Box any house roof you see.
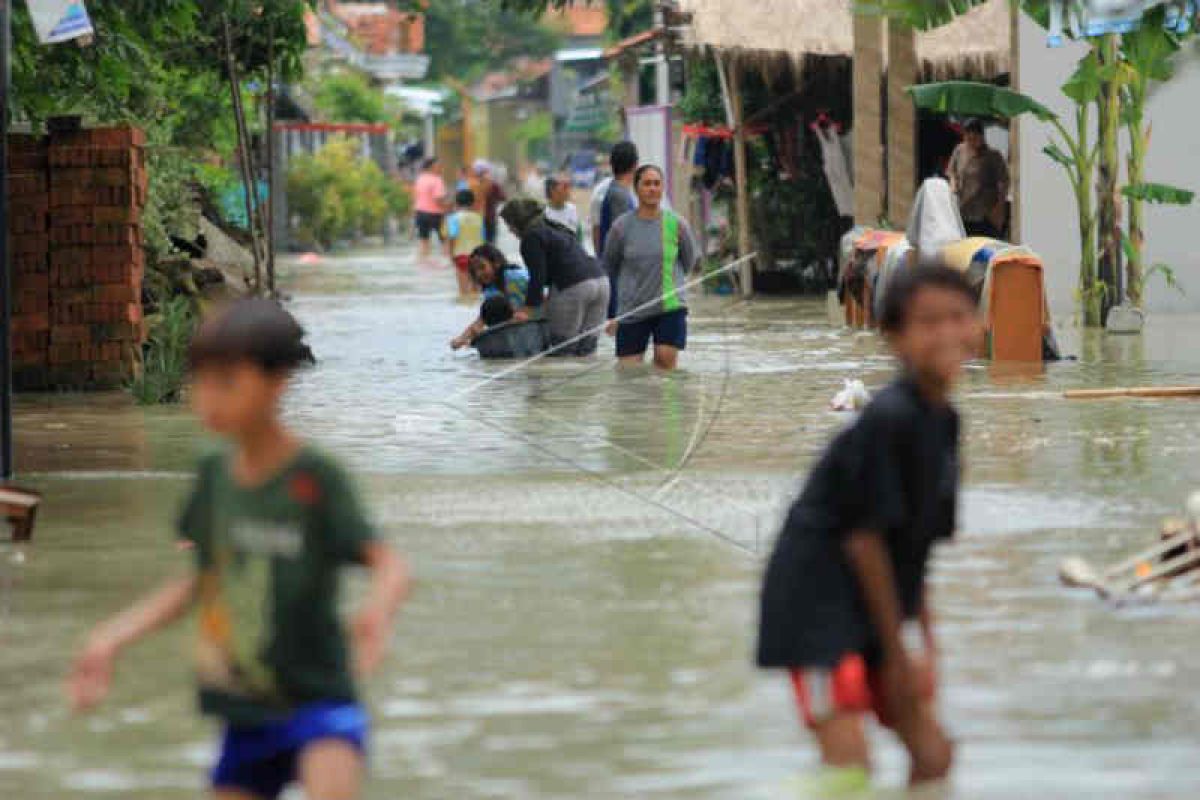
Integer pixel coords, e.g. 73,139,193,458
603,28,666,59
678,0,1011,78
470,58,554,102
304,9,322,47
545,6,609,38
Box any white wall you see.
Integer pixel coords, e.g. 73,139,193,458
1018,17,1200,315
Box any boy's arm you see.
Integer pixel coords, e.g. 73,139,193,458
69,574,198,712
919,585,936,655
351,541,411,678
451,317,485,349
843,529,907,659
844,528,923,725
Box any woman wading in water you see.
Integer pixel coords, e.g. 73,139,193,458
600,165,701,371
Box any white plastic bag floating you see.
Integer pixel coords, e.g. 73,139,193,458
29,1,94,44
831,379,870,411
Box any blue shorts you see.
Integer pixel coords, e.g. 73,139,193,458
616,309,688,357
211,702,368,799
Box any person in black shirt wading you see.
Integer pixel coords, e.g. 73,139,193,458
757,265,981,793
500,199,610,356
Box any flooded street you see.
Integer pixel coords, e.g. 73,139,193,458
6,242,1200,799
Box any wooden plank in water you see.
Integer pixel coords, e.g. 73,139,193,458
1064,386,1200,400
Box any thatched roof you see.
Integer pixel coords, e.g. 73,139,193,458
677,0,1011,79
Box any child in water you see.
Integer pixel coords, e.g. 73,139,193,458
445,189,485,296
450,244,530,350
757,265,980,794
68,298,410,800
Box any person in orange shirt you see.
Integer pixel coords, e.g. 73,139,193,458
412,158,448,259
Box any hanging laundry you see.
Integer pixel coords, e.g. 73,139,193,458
815,125,854,217
1048,0,1195,46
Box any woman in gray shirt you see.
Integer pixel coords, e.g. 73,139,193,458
601,165,701,370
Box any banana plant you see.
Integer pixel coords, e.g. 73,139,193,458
1119,13,1190,306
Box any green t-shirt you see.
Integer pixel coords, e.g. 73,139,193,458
177,446,376,725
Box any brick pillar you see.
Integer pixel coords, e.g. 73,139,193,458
8,135,50,390
853,15,885,227
887,21,918,228
43,125,147,390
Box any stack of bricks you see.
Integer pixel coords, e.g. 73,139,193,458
6,125,147,390
9,135,50,390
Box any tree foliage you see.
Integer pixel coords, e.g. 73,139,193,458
403,0,561,81
287,137,411,249
313,70,388,122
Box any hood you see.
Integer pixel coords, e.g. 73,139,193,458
499,199,545,237
906,177,966,265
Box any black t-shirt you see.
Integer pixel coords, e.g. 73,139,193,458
757,376,959,669
519,219,606,307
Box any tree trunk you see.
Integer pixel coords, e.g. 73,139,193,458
886,21,917,226
1072,105,1102,327
1095,34,1123,323
730,68,753,296
265,16,277,298
1124,86,1146,308
222,12,263,294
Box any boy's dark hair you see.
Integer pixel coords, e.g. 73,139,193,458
633,163,663,187
964,118,985,135
422,157,438,170
480,295,514,327
610,141,638,176
188,298,315,372
879,265,978,334
456,188,475,207
544,175,561,199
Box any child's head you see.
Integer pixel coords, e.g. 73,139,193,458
456,188,475,209
468,243,505,286
544,174,570,207
880,265,980,387
480,295,514,327
187,298,315,436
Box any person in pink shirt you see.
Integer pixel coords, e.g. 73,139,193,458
413,158,448,259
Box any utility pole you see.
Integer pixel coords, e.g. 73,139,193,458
653,5,670,107
1,0,12,480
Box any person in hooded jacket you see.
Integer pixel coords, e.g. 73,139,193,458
500,199,610,356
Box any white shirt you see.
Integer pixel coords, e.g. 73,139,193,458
544,202,581,238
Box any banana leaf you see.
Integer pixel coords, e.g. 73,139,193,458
907,81,1057,122
1122,183,1195,205
1062,51,1105,105
1121,10,1180,83
856,0,992,30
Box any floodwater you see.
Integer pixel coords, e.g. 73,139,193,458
4,242,1200,800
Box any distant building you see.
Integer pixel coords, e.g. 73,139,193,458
544,4,610,165
325,1,426,56
306,1,430,82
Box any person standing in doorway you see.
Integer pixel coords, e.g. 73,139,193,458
413,158,448,260
946,119,1009,239
591,141,639,257
470,160,507,245
601,165,700,371
543,173,583,241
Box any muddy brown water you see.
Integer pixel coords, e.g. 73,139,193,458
3,244,1200,799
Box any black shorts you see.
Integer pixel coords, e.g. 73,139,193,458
414,211,443,240
616,309,687,357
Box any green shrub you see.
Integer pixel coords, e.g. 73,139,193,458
129,296,196,405
287,136,410,248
